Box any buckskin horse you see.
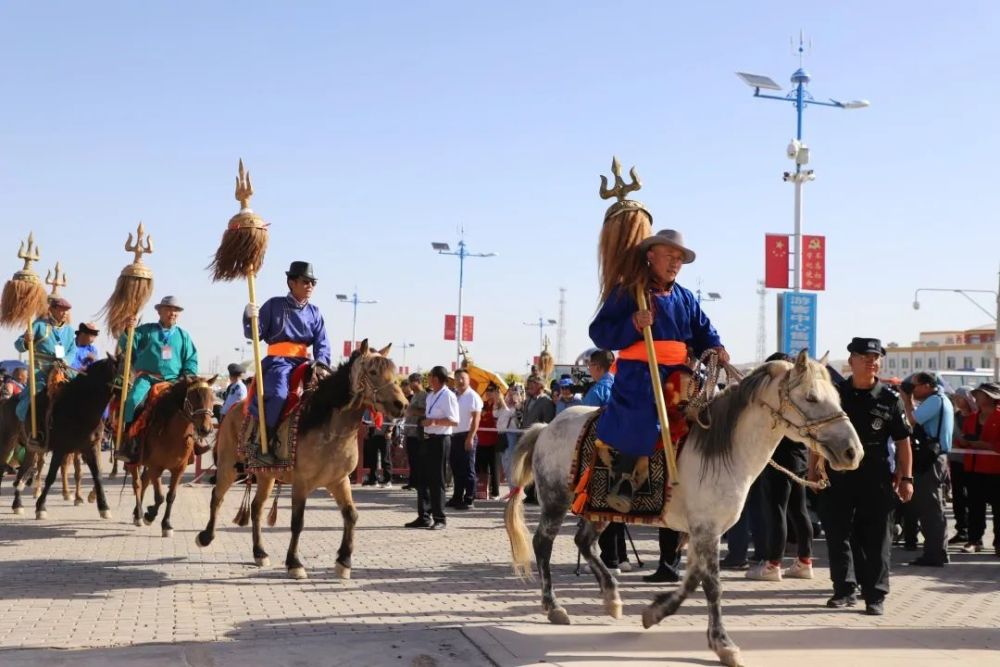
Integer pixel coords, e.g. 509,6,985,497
504,351,862,667
197,341,407,580
129,375,217,537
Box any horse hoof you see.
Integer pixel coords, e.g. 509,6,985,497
100,510,112,520
133,518,142,527
716,647,744,667
335,563,351,580
142,516,153,526
547,607,571,625
641,607,661,629
87,490,97,503
605,598,623,619
12,507,23,515
62,492,71,501
74,498,84,506
288,567,308,580
161,528,173,538
254,556,270,568
35,510,47,520
195,532,213,548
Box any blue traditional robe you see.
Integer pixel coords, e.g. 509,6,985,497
71,343,99,371
244,294,331,429
14,318,76,422
118,323,199,423
589,284,722,457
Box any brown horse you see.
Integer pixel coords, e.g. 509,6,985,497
196,341,407,580
130,375,216,537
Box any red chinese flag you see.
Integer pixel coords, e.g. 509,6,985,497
444,314,457,341
343,340,352,357
765,234,790,289
461,315,474,342
802,235,826,291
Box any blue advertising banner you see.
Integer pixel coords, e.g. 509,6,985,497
780,291,817,356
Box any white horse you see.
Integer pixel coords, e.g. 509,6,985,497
504,351,863,667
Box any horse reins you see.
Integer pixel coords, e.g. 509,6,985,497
182,381,214,421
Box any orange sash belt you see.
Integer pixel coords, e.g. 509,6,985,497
267,342,309,358
616,340,688,366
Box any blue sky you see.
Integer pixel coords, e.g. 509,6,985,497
2,2,998,375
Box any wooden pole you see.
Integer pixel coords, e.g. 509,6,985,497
247,270,268,454
635,286,679,483
26,327,37,439
114,323,137,451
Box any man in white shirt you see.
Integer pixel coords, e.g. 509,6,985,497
405,365,459,530
449,369,483,509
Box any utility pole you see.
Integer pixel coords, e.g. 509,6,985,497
756,279,767,364
556,287,567,364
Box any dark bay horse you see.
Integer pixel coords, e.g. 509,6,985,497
130,375,216,537
197,341,407,580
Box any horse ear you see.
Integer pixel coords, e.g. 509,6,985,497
818,351,830,367
208,374,219,385
794,349,809,373
358,339,370,355
377,343,392,356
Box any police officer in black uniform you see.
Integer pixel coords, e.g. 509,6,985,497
810,337,913,616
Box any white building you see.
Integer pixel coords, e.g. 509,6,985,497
884,326,995,381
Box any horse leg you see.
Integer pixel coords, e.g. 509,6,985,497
195,458,236,549
61,453,71,501
642,531,701,629
34,454,61,519
160,468,182,538
285,486,310,580
534,502,571,625
32,453,44,499
143,468,164,525
73,453,84,505
696,531,743,667
131,463,144,526
327,476,358,580
11,459,30,514
250,476,275,567
575,520,622,619
83,448,111,518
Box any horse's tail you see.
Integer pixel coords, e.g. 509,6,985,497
504,423,545,580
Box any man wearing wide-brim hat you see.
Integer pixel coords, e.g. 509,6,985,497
13,296,77,425
590,228,728,515
115,296,199,463
242,261,331,466
70,321,101,371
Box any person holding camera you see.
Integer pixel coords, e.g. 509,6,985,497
812,337,912,616
901,372,954,566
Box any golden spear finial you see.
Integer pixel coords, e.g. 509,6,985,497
45,262,67,296
599,156,643,203
16,233,41,274
235,158,254,211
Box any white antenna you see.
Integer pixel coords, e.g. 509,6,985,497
791,29,812,67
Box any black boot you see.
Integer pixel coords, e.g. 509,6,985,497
115,434,139,464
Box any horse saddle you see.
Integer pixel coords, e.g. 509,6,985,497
127,381,172,440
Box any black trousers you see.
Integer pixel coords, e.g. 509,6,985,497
416,435,448,523
363,433,392,483
762,463,813,561
449,431,477,503
967,471,1000,548
475,445,500,498
598,523,628,568
949,459,969,535
405,436,422,487
819,473,894,602
656,527,682,568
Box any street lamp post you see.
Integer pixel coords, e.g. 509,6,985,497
336,289,377,352
399,341,415,369
432,233,497,365
523,316,557,350
912,276,1000,381
737,33,869,292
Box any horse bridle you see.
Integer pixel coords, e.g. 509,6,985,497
355,362,397,410
182,381,214,422
761,370,850,452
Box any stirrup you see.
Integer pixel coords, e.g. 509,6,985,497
606,473,635,514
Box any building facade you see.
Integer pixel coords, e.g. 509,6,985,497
884,327,995,378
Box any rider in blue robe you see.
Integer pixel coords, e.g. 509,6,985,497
244,261,331,464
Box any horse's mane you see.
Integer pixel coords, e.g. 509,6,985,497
689,361,782,472
147,376,200,435
296,354,359,435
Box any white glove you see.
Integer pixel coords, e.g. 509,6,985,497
244,303,259,320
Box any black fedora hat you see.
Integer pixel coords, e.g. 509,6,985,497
286,261,317,281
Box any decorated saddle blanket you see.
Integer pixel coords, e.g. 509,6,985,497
238,395,311,475
127,381,172,440
570,374,692,526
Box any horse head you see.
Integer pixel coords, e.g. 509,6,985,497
181,375,217,438
349,339,408,419
766,349,863,471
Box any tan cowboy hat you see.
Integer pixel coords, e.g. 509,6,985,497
638,229,696,264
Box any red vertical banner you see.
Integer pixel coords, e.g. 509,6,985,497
802,235,826,291
444,314,457,341
343,340,353,357
461,315,474,342
764,234,790,288
398,365,409,376
450,361,457,372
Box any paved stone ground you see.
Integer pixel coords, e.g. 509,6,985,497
0,471,997,666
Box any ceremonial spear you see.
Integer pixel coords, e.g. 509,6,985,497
208,160,269,454
598,157,679,482
0,234,49,441
100,223,154,453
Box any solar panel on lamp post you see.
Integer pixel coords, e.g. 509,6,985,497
523,317,557,350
